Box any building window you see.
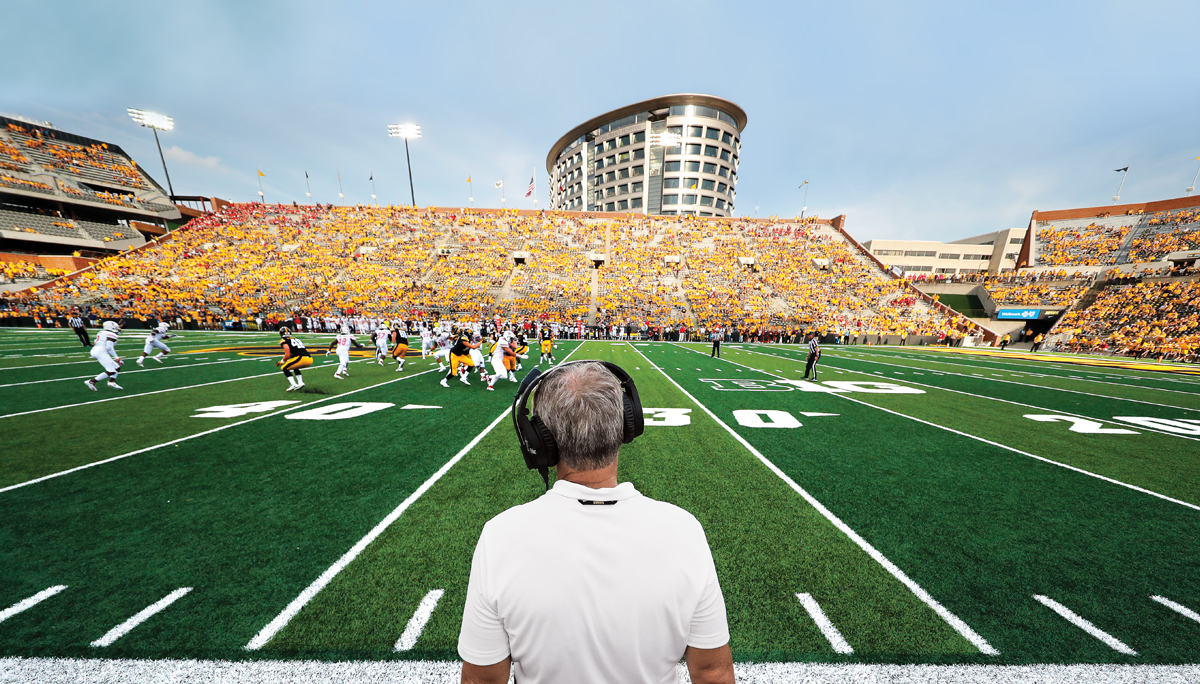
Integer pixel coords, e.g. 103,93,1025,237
605,139,617,151
667,125,682,136
594,145,603,156
617,199,628,210
605,171,615,182
717,182,728,193
903,250,937,257
632,165,644,176
617,152,629,163
606,155,616,166
682,194,697,204
874,249,904,256
663,194,679,205
701,179,715,190
700,196,715,206
1010,237,1024,244
682,177,698,189
595,175,604,185
633,131,645,143
633,148,645,160
721,132,732,144
664,161,680,172
963,254,990,261
618,184,629,194
632,181,643,192
719,166,729,177
689,125,704,137
700,211,713,217
618,134,630,147
686,143,702,155
716,198,726,209
1005,252,1019,261
938,253,960,260
595,158,604,169
618,168,630,179
664,178,680,189
661,210,677,216
685,161,700,172
705,128,720,140
720,149,731,161
935,268,957,274
703,145,718,157
605,202,615,211
703,162,717,174
605,187,615,197
666,144,682,155
631,196,643,208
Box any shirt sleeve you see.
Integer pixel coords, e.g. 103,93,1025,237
457,527,511,665
687,531,730,649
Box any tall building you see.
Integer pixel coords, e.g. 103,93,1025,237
546,94,747,217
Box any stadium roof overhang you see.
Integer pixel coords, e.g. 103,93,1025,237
546,93,748,174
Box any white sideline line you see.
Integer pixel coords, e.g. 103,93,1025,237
701,345,1200,512
0,358,375,419
0,357,259,388
246,341,587,650
795,593,853,654
631,344,998,655
394,589,445,652
90,587,192,648
0,368,439,495
1151,595,1200,624
0,585,67,623
1032,595,1137,655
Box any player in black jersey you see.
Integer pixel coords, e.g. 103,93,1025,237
390,323,410,372
277,327,313,392
441,328,480,387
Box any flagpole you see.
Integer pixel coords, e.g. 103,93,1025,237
257,173,265,204
305,171,312,205
469,178,474,208
1113,167,1128,205
501,175,506,207
533,167,538,209
1188,157,1200,197
371,174,377,207
338,171,344,205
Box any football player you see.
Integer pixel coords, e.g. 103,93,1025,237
85,320,124,391
513,334,529,371
440,326,479,388
373,324,390,366
485,333,509,391
136,322,177,366
277,327,313,391
419,325,433,359
431,327,453,371
468,331,491,386
326,325,362,379
390,323,409,372
538,327,555,365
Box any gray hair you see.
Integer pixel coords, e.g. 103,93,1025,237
533,362,624,471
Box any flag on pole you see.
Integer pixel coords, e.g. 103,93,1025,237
304,170,308,178
1115,167,1129,172
257,169,266,177
369,173,373,181
494,180,503,188
525,176,535,198
466,176,472,183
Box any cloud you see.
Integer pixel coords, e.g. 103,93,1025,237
164,145,227,172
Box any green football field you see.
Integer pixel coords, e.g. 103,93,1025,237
1,328,1199,682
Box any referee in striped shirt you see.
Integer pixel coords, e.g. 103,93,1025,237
802,330,820,380
68,309,90,347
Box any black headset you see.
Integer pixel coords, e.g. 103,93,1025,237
511,360,644,490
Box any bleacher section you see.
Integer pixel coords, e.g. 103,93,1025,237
1031,200,1200,269
8,204,977,342
1053,278,1200,361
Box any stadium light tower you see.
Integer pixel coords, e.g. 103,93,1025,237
127,108,175,198
388,123,421,207
799,180,810,219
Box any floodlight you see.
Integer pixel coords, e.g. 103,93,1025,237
127,108,174,131
388,123,422,139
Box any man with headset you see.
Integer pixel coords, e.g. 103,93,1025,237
459,360,734,684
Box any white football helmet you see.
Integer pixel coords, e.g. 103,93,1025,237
340,325,351,335
102,321,120,333
156,323,169,333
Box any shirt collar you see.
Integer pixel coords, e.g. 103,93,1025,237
550,479,640,502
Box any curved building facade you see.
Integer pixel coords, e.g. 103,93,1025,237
546,94,747,217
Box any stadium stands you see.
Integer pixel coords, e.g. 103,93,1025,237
1055,278,1200,362
5,203,976,341
1030,201,1200,269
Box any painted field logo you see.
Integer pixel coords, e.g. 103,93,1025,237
700,378,925,394
699,378,794,392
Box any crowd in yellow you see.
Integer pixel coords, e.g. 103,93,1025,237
1058,280,1200,362
1036,222,1130,266
1127,208,1200,263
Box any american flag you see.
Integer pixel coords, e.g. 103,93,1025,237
525,176,535,198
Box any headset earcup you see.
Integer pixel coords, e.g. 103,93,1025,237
530,415,559,467
621,394,639,444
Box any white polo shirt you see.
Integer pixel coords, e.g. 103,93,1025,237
458,479,728,684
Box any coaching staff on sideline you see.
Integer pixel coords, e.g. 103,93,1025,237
458,361,734,684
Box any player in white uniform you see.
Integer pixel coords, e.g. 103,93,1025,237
373,325,390,365
420,327,433,358
326,326,361,379
85,321,124,391
136,322,177,366
431,330,452,370
468,333,491,386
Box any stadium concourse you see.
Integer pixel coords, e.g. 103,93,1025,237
2,203,981,344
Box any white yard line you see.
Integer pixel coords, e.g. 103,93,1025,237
1032,595,1137,655
245,341,588,650
795,593,854,654
0,358,375,419
0,368,439,495
0,357,260,388
744,347,1200,445
89,588,193,648
1150,595,1200,624
0,585,67,623
394,589,445,652
630,344,998,655
684,345,1200,513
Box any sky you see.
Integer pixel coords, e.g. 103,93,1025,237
5,0,1199,242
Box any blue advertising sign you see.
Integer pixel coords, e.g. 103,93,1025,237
996,308,1041,320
